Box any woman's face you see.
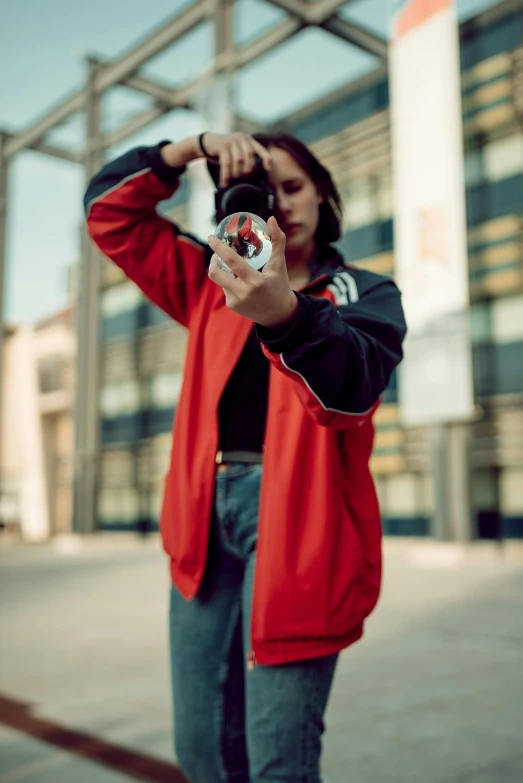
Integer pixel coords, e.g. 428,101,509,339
267,147,323,254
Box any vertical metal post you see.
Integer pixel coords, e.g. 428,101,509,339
431,422,473,541
431,424,449,540
73,58,103,534
188,0,235,237
447,422,473,542
212,0,235,134
0,131,9,478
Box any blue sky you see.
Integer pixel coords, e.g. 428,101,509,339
1,0,498,323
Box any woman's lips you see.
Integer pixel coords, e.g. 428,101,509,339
282,223,299,235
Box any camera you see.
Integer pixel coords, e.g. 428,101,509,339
206,155,275,224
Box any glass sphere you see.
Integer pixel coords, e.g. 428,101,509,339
214,212,272,272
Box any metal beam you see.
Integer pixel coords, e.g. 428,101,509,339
306,0,348,25
0,132,82,165
103,102,174,149
213,0,235,128
214,0,235,58
263,0,309,19
263,0,386,60
124,73,183,105
103,15,302,150
94,0,210,94
265,0,347,24
321,16,388,60
4,93,84,159
234,114,267,134
4,0,384,163
4,1,209,160
234,16,303,68
29,143,84,164
6,4,304,163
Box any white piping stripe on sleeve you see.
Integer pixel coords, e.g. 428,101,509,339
279,354,373,418
85,167,152,218
338,270,359,303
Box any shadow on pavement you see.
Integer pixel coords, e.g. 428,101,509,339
0,694,188,783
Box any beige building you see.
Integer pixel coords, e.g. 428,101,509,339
0,307,75,540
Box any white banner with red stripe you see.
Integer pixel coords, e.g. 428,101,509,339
390,0,474,425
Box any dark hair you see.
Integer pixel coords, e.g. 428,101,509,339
253,131,343,245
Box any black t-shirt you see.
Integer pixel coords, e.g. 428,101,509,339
217,327,269,452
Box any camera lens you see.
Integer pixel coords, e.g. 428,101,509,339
221,183,269,221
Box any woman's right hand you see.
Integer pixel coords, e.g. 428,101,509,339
200,132,272,187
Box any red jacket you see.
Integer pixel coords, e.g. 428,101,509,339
85,142,407,665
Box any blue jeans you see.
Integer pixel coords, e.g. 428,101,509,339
169,463,338,783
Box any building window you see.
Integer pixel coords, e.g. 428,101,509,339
100,381,141,417
338,218,394,262
484,133,523,183
149,372,183,409
460,11,523,70
101,280,142,317
469,302,492,344
141,372,182,438
101,281,145,340
466,173,523,226
473,341,523,397
291,80,389,145
100,381,142,444
98,487,140,529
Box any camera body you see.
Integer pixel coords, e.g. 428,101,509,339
206,156,275,224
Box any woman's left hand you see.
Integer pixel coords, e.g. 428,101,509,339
207,216,299,329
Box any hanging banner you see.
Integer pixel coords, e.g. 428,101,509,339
390,0,474,425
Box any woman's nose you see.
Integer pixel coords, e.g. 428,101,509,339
275,192,292,216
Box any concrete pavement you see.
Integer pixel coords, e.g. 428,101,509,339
0,535,522,782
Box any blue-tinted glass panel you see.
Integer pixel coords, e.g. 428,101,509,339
466,174,523,226
143,407,176,438
338,219,394,262
460,10,523,70
382,516,431,536
101,414,142,444
144,301,171,327
503,517,523,539
473,341,523,397
98,518,160,534
101,303,148,340
290,80,389,145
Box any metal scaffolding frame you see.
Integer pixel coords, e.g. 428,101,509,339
0,0,387,533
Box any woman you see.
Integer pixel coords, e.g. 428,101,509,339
84,131,407,783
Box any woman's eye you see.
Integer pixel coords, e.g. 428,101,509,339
285,184,301,194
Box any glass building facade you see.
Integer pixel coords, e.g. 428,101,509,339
97,0,523,538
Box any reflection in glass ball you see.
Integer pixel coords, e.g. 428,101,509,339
214,212,272,272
